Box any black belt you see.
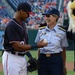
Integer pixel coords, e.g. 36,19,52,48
7,51,25,56
40,53,61,57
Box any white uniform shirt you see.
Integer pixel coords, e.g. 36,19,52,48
35,25,68,54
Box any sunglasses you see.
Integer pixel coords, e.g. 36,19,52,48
45,15,50,18
26,12,30,17
45,14,56,18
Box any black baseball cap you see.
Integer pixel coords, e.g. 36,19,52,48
17,2,32,12
42,7,60,17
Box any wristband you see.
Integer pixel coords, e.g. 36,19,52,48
31,43,38,49
25,51,32,58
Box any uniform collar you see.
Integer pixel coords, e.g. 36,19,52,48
46,24,58,32
53,24,59,32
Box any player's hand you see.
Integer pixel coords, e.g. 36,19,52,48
37,40,48,48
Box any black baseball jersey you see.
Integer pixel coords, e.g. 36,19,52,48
4,18,28,52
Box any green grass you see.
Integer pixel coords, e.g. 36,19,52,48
0,50,74,62
0,50,75,75
29,71,75,75
66,51,74,62
0,71,75,75
67,71,75,75
0,51,3,63
0,72,3,75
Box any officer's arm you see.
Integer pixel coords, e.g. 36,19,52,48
58,25,73,41
62,47,66,67
37,49,40,59
61,47,67,75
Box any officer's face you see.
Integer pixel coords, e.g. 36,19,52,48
44,14,57,26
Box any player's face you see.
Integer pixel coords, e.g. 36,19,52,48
26,12,30,17
20,10,29,21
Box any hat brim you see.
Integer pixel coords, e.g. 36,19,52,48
42,12,52,15
28,12,33,15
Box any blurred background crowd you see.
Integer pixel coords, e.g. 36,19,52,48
0,0,69,30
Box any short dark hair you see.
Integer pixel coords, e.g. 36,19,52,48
17,2,31,12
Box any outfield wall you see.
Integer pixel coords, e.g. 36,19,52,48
0,30,73,50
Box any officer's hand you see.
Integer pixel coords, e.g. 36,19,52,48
37,40,48,48
64,67,67,75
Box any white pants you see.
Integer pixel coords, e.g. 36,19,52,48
2,51,27,75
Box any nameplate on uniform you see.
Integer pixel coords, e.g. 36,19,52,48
56,34,61,38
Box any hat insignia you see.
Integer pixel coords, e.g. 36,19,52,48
49,8,52,10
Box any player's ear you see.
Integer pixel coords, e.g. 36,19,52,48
19,10,24,14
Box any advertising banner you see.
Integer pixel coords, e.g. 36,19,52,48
0,31,4,50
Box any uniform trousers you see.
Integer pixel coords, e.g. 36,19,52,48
38,53,63,75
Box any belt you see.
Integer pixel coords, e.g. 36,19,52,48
7,51,25,56
40,53,61,57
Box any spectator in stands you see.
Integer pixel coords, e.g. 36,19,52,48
1,35,4,50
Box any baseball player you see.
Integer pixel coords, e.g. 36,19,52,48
35,7,68,75
2,2,47,75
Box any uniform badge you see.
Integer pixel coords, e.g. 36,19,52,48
42,32,46,35
56,34,61,38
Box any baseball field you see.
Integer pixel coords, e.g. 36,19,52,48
0,50,75,75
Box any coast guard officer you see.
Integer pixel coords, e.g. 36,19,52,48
35,7,68,75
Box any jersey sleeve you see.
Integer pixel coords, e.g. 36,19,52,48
5,24,20,43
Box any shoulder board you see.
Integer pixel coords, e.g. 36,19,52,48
58,25,66,32
58,25,66,28
39,26,46,30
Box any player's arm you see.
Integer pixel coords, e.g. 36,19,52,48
11,41,47,51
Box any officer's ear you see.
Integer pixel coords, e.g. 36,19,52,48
52,14,59,22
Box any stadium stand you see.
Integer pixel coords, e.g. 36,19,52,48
0,0,69,30
6,0,28,11
0,0,15,18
